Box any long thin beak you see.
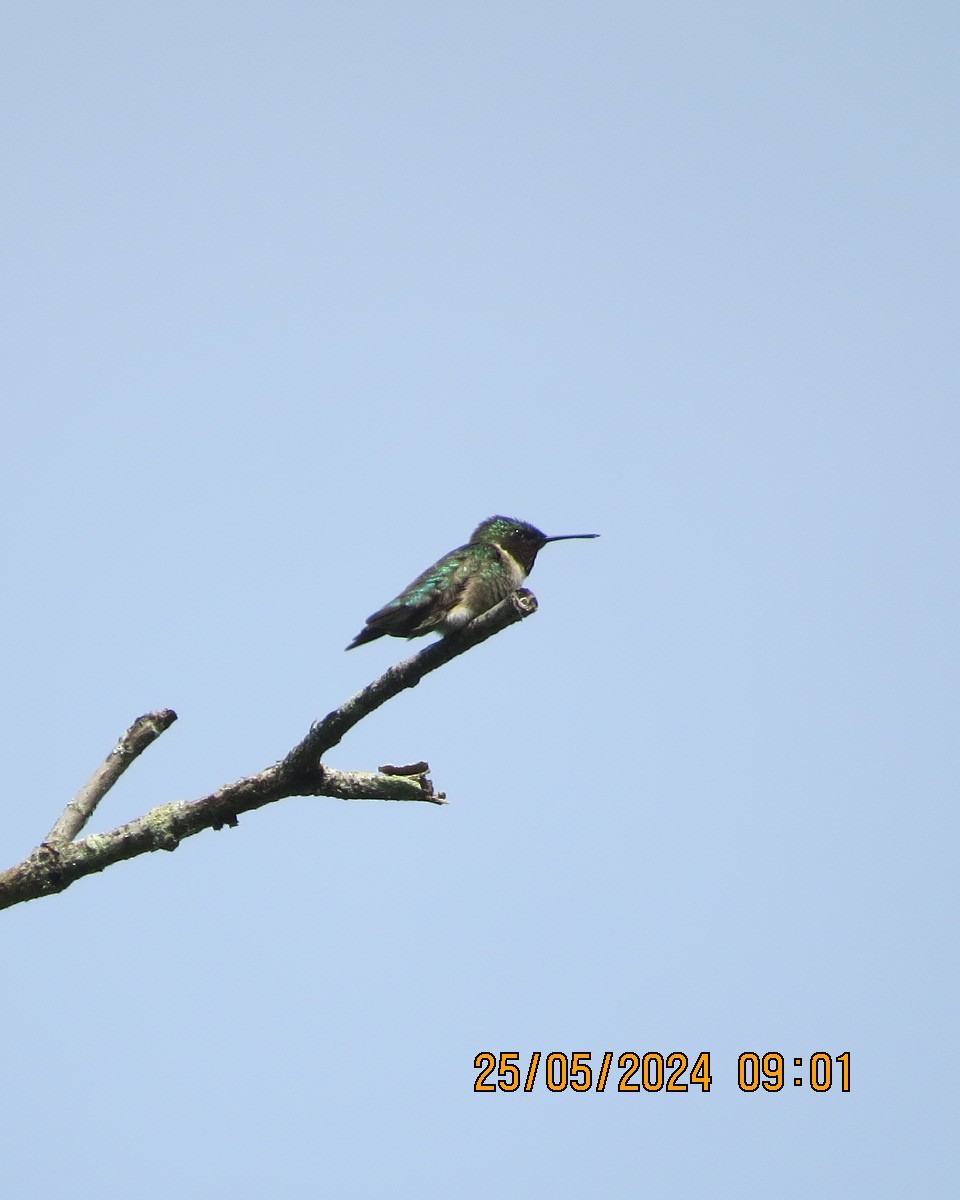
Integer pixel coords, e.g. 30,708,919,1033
544,533,600,542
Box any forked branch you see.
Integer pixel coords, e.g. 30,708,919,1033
0,589,538,911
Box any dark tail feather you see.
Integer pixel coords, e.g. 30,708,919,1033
346,599,433,649
345,625,384,650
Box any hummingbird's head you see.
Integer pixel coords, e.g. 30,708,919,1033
470,516,599,573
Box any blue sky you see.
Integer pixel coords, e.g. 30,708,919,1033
1,2,956,1195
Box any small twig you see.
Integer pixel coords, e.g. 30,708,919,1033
45,709,178,844
380,762,430,776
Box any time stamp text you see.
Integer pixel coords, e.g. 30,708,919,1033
474,1051,851,1094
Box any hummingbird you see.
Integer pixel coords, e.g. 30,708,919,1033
346,515,599,650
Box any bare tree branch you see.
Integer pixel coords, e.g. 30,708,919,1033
0,589,537,912
45,709,178,844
